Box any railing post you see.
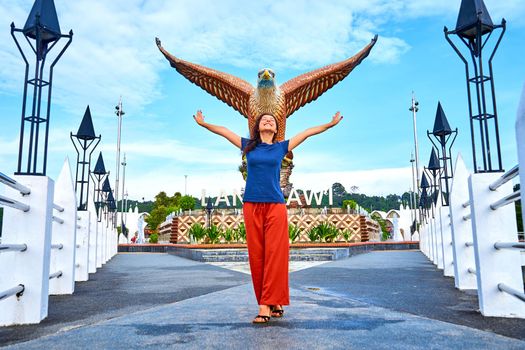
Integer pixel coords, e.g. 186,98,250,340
75,212,90,282
468,173,525,317
418,223,426,257
0,176,54,326
425,224,431,258
439,205,454,277
101,219,108,264
87,187,98,273
96,219,103,268
49,159,77,295
428,213,439,266
435,200,444,270
449,154,477,290
516,81,525,234
423,219,436,264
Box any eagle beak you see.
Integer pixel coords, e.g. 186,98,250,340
262,70,271,80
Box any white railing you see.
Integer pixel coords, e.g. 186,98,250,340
0,159,118,326
0,172,52,326
418,82,525,318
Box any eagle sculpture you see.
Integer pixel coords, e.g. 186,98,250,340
155,36,377,142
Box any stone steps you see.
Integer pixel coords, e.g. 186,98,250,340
190,248,349,262
201,254,336,262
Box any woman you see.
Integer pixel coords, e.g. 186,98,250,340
193,110,343,323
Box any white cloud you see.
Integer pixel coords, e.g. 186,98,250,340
0,0,412,117
2,0,522,117
1,0,524,201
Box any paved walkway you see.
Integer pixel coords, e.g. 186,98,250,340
1,251,525,349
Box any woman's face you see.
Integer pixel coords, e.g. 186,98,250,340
259,114,277,134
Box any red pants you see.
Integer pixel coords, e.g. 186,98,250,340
243,202,289,306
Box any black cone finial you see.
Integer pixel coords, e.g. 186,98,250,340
93,152,106,175
432,102,452,138
455,0,494,38
23,0,62,43
102,178,111,193
428,148,441,173
76,105,97,140
420,172,430,189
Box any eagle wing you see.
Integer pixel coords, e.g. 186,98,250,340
156,38,254,118
280,35,378,117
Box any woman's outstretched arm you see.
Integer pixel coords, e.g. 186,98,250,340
193,110,242,149
288,111,343,152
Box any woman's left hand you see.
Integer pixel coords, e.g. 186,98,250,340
330,111,343,126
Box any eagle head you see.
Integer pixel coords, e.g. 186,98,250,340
257,68,276,89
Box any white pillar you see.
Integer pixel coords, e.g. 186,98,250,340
49,159,77,295
75,211,90,281
96,220,103,268
87,187,98,273
469,173,525,318
516,81,525,233
450,154,477,290
439,207,454,277
430,217,436,264
0,176,54,326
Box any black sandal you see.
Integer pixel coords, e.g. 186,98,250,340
270,306,284,318
252,315,270,324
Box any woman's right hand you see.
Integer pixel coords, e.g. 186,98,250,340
193,110,205,126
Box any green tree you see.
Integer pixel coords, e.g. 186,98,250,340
117,225,129,237
180,195,195,210
332,182,347,199
342,199,357,210
145,205,168,233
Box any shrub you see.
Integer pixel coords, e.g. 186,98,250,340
149,233,158,244
206,224,222,244
235,223,246,243
222,228,235,243
316,222,339,243
307,227,319,242
289,224,301,243
307,222,340,243
189,223,207,243
341,229,355,242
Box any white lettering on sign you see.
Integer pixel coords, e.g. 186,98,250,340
201,188,333,207
232,189,243,206
286,188,303,205
215,189,230,206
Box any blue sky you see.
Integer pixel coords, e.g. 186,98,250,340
1,0,524,201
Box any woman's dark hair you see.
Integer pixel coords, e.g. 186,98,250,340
242,113,279,156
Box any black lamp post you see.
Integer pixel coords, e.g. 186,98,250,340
419,188,429,221
424,148,441,219
106,190,117,229
11,0,73,175
205,197,213,229
71,106,101,211
445,0,505,173
101,178,112,227
91,153,108,222
420,173,431,219
427,102,457,206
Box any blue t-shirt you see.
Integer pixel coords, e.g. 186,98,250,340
241,137,289,203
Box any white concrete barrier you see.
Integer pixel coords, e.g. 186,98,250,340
49,159,77,295
0,175,54,326
469,172,525,318
75,211,90,281
449,154,477,290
